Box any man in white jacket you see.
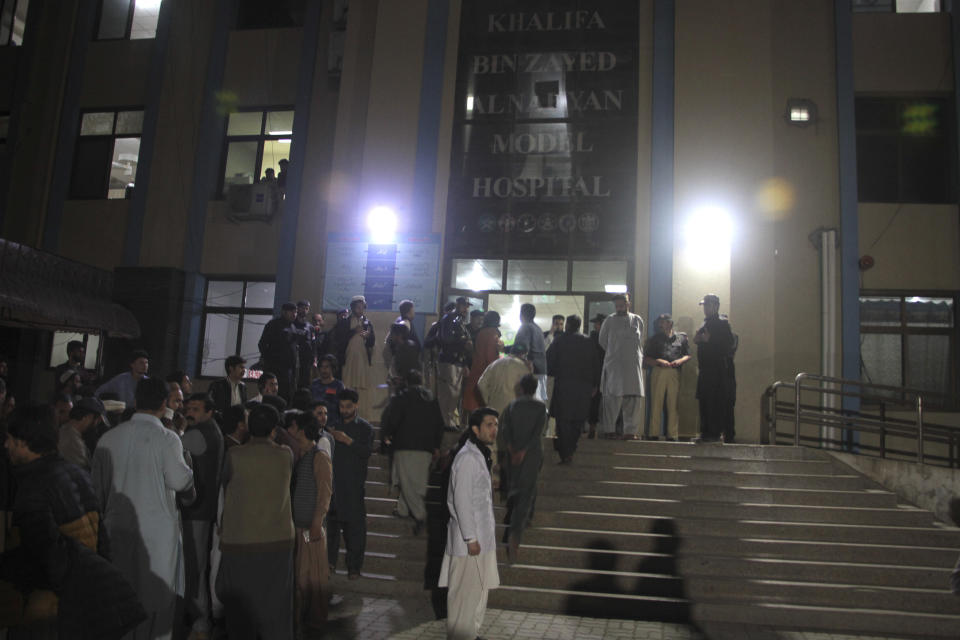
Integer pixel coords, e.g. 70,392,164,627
439,407,500,640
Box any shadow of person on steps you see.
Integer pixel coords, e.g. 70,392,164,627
631,518,693,624
564,539,632,618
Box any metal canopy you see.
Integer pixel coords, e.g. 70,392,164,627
0,238,140,338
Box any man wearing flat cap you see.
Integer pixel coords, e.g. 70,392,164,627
694,294,737,443
258,302,298,401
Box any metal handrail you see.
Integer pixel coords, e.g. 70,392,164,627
763,372,960,467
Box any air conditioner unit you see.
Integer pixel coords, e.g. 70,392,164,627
226,183,276,222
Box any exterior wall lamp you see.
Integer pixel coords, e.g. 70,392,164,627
786,98,818,127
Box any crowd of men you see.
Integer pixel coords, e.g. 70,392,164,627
0,290,737,640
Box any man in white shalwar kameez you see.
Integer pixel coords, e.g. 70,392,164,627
92,377,194,640
598,293,645,439
439,407,500,640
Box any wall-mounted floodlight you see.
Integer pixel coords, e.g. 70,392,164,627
604,284,628,294
683,204,734,273
786,98,817,127
367,205,397,244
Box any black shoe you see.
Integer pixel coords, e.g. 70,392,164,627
412,519,424,536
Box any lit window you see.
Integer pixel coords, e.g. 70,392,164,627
70,109,144,200
0,0,28,46
451,259,503,291
506,260,567,292
853,0,941,11
220,109,294,196
48,331,100,370
571,261,627,292
96,0,161,41
860,294,955,406
200,279,276,377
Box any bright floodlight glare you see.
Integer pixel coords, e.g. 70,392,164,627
684,204,733,272
367,206,397,244
604,284,628,293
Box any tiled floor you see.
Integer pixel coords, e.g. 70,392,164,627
315,590,912,640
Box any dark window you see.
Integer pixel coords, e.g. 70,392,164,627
96,0,160,40
70,110,143,200
220,108,294,196
860,293,957,406
236,0,305,29
856,96,957,203
0,0,28,46
199,279,275,377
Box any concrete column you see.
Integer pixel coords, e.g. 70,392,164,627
834,0,861,425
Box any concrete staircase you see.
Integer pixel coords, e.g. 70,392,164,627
338,436,960,638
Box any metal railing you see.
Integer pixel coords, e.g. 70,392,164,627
763,373,960,468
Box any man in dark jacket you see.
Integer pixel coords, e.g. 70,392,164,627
208,355,247,417
0,404,144,638
436,297,473,430
293,300,316,389
498,374,546,562
258,302,298,401
181,393,225,637
326,388,374,579
381,370,444,535
587,313,606,438
546,315,600,464
694,294,737,443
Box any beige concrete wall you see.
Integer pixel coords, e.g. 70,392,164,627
770,0,842,393
356,0,429,227
2,1,81,247
327,0,381,232
80,40,151,107
200,201,280,275
222,29,302,107
139,1,218,269
853,13,953,93
290,2,342,308
853,14,959,295
830,451,960,526
675,0,778,442
56,200,128,270
859,203,960,291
